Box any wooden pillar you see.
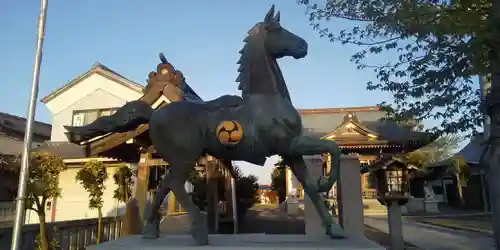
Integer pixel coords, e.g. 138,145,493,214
205,156,219,233
167,192,177,214
135,152,151,223
224,167,233,219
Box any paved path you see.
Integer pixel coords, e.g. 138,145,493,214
239,207,305,234
365,216,495,250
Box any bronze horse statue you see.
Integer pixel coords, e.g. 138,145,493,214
64,5,346,245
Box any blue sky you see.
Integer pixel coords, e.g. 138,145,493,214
1,0,397,184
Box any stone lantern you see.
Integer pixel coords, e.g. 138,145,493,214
373,158,413,206
365,155,417,250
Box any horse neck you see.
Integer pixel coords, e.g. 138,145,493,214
270,58,292,102
238,44,291,102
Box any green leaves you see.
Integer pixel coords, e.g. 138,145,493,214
24,152,67,213
394,134,470,184
299,0,492,135
75,160,108,210
112,165,134,203
270,164,287,202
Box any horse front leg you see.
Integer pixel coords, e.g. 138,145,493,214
288,135,342,193
285,156,346,239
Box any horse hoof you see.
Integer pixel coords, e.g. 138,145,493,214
194,235,209,246
327,233,347,239
192,221,209,245
142,222,160,239
191,226,209,245
326,226,347,239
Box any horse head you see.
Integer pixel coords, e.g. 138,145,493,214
251,5,308,59
237,5,308,98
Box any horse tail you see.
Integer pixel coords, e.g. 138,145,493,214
64,100,153,143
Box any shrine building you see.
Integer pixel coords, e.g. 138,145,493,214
283,107,435,211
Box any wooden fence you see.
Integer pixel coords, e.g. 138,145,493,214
0,216,123,250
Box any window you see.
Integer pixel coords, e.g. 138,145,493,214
387,170,403,192
72,108,118,126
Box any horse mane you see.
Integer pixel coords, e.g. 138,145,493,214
236,33,252,92
235,6,291,101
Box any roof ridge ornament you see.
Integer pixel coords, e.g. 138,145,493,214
144,53,183,94
92,61,102,69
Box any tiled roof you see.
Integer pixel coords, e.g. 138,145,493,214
455,134,484,164
299,106,383,135
35,141,87,159
299,107,426,143
435,134,485,166
0,112,51,141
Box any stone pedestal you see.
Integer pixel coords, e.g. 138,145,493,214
87,234,384,250
302,155,365,238
424,200,440,213
387,202,404,250
302,155,326,237
337,155,364,238
285,197,299,215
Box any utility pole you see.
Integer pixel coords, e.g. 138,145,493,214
10,1,48,249
479,75,491,213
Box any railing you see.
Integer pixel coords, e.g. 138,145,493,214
0,216,123,250
0,202,15,224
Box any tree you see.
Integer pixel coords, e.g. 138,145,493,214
299,1,500,246
112,165,134,203
111,165,137,236
75,160,108,244
233,170,260,218
298,0,489,135
188,163,258,220
0,153,67,250
271,160,287,203
396,135,469,204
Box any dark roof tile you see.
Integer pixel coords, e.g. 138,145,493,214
35,141,88,159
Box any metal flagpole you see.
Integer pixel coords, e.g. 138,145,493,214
11,0,48,249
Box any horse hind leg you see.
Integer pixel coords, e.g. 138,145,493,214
166,161,208,245
143,171,172,239
288,135,341,193
286,156,346,239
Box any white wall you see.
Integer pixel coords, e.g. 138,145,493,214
45,73,142,142
37,70,143,223
54,164,123,222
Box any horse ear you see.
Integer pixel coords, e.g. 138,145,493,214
264,5,275,22
274,11,280,22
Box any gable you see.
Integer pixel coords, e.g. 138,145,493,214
321,113,379,141
152,95,171,109
42,62,144,114
44,72,144,115
324,122,378,140
299,106,385,137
